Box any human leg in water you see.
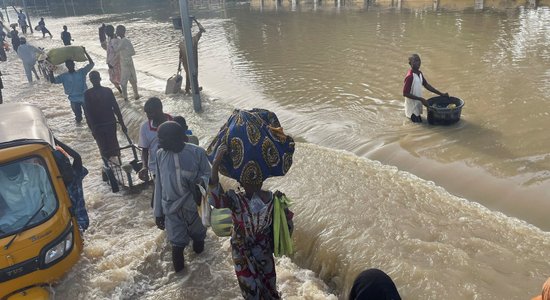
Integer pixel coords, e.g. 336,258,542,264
128,63,140,100
130,78,139,100
32,65,40,80
193,239,204,254
410,114,422,123
114,83,122,94
23,63,33,83
70,102,83,123
171,245,185,272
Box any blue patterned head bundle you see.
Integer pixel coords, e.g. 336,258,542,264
207,109,295,186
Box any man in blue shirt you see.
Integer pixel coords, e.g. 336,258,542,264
51,47,94,123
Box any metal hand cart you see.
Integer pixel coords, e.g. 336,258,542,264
101,129,149,193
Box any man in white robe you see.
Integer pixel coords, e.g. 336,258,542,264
114,25,140,101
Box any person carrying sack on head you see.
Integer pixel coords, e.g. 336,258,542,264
50,47,95,123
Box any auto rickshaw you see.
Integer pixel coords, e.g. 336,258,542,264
0,103,83,299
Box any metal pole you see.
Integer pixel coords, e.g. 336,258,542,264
178,0,201,112
71,0,76,16
63,0,68,16
4,0,10,23
22,0,33,33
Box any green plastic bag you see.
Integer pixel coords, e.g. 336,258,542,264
273,194,293,257
47,46,87,65
211,207,232,237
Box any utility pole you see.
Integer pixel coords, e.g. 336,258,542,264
178,0,202,112
22,0,33,33
3,0,10,23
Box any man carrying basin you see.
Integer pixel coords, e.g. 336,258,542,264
403,53,448,123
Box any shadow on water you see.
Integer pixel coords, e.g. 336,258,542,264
429,119,517,164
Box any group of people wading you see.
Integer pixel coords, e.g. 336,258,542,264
0,10,407,298
3,14,295,299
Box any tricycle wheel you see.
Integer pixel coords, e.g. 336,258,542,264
106,169,119,193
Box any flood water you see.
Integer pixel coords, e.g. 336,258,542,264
2,0,550,299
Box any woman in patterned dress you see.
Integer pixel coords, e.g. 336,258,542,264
209,144,281,300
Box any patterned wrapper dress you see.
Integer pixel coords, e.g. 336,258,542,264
210,184,280,300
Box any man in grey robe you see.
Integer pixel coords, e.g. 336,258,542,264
153,121,211,272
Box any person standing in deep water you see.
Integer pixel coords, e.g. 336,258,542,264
61,25,73,46
50,48,95,123
114,25,139,101
153,121,210,272
403,53,448,123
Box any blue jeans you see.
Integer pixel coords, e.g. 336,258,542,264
70,102,84,122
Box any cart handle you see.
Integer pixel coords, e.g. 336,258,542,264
119,122,140,161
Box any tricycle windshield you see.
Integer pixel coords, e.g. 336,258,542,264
0,157,58,238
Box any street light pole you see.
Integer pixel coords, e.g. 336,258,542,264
178,0,202,112
22,0,33,33
3,0,10,23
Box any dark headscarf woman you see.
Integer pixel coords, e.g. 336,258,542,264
349,268,401,300
158,121,185,153
153,121,211,273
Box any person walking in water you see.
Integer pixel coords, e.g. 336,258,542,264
178,17,205,94
84,71,127,160
138,97,172,182
403,53,448,123
0,22,8,62
209,145,288,299
38,17,53,38
61,25,73,46
50,48,94,123
104,25,122,94
9,25,20,52
13,8,28,34
16,37,42,83
153,121,210,272
0,71,4,104
114,25,139,101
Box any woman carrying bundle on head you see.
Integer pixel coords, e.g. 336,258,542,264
207,109,295,299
